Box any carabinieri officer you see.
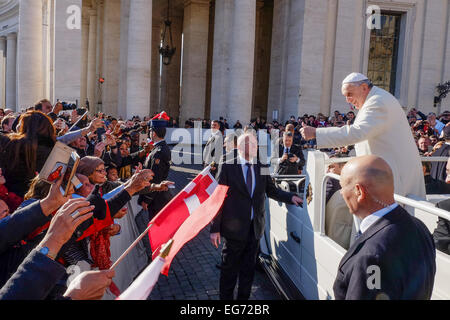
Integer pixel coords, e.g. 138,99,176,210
138,118,172,221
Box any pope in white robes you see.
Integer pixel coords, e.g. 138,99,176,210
301,73,426,198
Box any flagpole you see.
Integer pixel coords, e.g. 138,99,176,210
110,223,154,270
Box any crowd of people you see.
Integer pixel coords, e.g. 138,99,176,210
0,101,174,300
0,88,449,300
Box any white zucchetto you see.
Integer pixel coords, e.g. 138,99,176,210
342,72,369,85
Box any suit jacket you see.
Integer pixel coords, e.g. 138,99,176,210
138,140,171,207
273,144,305,175
0,250,66,300
210,160,294,241
431,144,450,184
325,190,352,250
0,201,51,255
333,205,436,300
433,198,450,255
316,86,426,198
203,132,223,166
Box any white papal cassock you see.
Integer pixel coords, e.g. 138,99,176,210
316,86,426,198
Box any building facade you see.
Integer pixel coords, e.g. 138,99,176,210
0,0,449,125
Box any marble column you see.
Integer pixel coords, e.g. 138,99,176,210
5,33,17,109
95,0,104,112
227,0,256,125
101,0,121,117
80,12,90,108
17,0,44,109
179,0,210,124
210,0,234,122
0,37,6,108
118,0,130,120
87,9,97,111
126,0,152,119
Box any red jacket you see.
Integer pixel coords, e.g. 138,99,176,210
0,184,23,213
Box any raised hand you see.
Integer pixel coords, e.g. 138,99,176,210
63,269,116,300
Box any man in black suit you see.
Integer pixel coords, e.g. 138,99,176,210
334,155,436,300
203,120,224,175
430,126,450,193
433,158,450,255
273,131,305,175
210,133,302,300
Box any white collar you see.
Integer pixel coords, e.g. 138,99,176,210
153,140,164,146
238,155,252,166
360,203,398,234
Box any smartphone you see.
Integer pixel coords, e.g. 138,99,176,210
139,133,148,145
96,127,107,141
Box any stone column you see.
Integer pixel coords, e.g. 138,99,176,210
5,33,17,109
17,0,44,109
0,37,6,108
95,0,104,112
54,0,82,104
87,9,97,111
80,11,90,108
179,0,210,124
227,0,256,125
210,0,234,121
118,0,130,120
101,0,121,117
126,0,152,119
267,0,289,122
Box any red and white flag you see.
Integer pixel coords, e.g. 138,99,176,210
116,240,174,300
116,256,165,300
148,167,228,271
152,111,170,121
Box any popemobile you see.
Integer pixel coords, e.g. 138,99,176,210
259,150,450,300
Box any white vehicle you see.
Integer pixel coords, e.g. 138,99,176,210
260,151,450,300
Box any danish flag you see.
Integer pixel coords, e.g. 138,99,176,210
152,111,171,121
147,166,228,275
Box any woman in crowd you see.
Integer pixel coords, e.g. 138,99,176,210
0,111,56,197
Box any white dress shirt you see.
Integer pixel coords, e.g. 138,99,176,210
360,203,398,234
239,156,255,220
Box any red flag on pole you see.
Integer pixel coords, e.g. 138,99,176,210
160,184,228,275
148,167,226,259
151,111,170,121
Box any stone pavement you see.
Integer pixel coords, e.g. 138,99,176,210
147,160,281,300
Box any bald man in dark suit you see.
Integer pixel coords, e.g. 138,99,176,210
334,155,436,300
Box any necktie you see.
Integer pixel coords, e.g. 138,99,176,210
245,163,253,197
355,230,362,240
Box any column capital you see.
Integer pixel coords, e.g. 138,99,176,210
0,36,6,42
183,0,210,8
6,32,16,40
87,8,97,17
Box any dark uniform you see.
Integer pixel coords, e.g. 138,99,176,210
135,119,172,261
138,121,172,221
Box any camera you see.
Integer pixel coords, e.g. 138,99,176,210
96,127,107,142
62,102,77,111
76,108,87,116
